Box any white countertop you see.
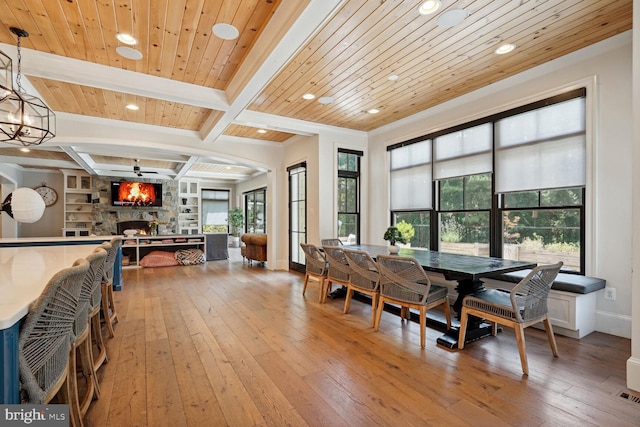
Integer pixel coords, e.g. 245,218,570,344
0,236,114,244
0,244,100,329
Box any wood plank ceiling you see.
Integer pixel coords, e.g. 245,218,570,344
0,0,632,179
251,0,633,131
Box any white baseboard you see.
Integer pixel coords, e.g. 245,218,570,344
595,310,632,339
626,357,640,393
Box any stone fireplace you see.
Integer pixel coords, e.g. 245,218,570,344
117,220,152,235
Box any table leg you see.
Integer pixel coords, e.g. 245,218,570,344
436,278,495,349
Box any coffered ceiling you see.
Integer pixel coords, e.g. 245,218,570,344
0,0,632,181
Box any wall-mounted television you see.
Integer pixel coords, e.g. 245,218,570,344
111,181,162,207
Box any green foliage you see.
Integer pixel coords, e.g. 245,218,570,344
440,217,462,243
227,208,244,236
395,220,415,243
383,226,405,245
203,224,228,233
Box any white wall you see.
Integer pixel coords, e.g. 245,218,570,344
368,32,633,340
627,0,640,393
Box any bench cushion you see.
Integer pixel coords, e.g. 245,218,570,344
494,270,606,294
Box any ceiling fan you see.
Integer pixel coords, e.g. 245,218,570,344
133,159,158,177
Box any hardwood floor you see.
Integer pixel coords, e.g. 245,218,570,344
85,249,640,426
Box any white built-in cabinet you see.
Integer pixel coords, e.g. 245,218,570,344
178,180,201,235
62,170,93,237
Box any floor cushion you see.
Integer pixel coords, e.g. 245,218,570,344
139,250,180,267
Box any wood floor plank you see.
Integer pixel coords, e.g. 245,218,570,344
82,249,640,426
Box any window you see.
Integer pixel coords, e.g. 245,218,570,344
389,139,432,249
337,149,362,244
387,88,587,272
500,189,584,273
245,188,266,234
201,189,229,233
438,174,492,256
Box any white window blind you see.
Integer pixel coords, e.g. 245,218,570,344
433,123,493,180
495,97,585,193
389,140,432,210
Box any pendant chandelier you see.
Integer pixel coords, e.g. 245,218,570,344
0,27,55,146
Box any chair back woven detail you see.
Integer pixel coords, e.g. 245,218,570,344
92,243,111,309
320,238,342,247
376,255,435,305
300,244,327,277
463,262,563,323
322,245,351,283
19,259,90,403
344,249,379,292
73,249,107,340
102,237,121,285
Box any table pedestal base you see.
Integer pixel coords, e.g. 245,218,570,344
436,322,497,349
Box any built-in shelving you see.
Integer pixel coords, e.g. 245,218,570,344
62,170,93,237
121,234,206,267
178,180,200,235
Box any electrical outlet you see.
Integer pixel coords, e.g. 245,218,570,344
604,287,616,301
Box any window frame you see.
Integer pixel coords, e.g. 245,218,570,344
388,87,587,273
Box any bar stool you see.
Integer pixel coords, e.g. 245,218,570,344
19,259,89,427
71,249,107,419
91,243,111,371
101,237,121,338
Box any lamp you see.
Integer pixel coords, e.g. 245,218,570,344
1,188,46,223
0,27,55,146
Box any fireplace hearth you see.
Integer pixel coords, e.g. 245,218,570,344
117,220,151,235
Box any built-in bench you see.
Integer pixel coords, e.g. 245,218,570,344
429,270,606,339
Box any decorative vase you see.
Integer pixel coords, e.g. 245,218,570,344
182,198,187,205
150,224,158,236
388,244,399,254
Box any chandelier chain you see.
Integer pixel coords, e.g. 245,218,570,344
15,35,22,93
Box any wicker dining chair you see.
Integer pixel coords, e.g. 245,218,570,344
343,249,380,326
91,243,111,372
376,255,451,348
71,248,108,418
300,243,329,303
101,237,121,338
19,258,89,426
458,262,563,375
322,245,352,300
320,238,342,247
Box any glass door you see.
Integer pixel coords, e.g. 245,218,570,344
288,162,306,273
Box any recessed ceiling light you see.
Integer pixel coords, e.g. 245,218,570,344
368,109,379,114
20,147,30,152
495,43,516,55
388,74,399,81
302,93,315,100
126,104,139,111
212,23,239,40
116,46,143,60
257,129,267,134
116,33,138,45
318,96,334,104
436,9,468,28
418,1,441,15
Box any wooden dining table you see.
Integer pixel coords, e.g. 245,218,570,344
0,242,104,404
344,244,537,348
